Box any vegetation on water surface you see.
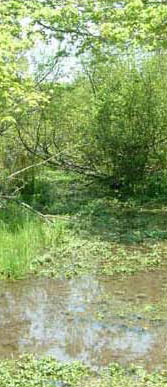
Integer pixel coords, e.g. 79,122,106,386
1,2,167,382
0,355,167,387
0,172,167,279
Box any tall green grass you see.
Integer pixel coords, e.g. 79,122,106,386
0,221,40,278
0,204,67,278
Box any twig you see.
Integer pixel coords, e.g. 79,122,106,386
6,155,59,180
0,195,53,224
19,201,53,223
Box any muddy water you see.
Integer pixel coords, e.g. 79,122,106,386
0,270,167,370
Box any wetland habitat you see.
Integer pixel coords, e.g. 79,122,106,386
0,172,167,386
1,4,167,383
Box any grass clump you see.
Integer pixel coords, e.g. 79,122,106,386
0,221,39,278
0,203,68,279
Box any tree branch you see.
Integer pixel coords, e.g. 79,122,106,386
0,195,53,224
6,155,59,180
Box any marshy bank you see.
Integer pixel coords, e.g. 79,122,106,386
0,173,167,386
0,172,167,279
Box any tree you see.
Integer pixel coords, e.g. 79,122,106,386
1,0,167,197
27,0,167,53
0,0,49,195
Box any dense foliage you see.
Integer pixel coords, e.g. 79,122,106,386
1,3,167,380
1,0,167,197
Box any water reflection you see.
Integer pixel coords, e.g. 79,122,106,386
0,271,167,369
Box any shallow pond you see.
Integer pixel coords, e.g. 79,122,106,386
0,270,167,370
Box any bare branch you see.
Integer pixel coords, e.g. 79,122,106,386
6,155,59,180
0,195,53,223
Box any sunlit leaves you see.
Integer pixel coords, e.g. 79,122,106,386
0,0,49,130
26,0,167,52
